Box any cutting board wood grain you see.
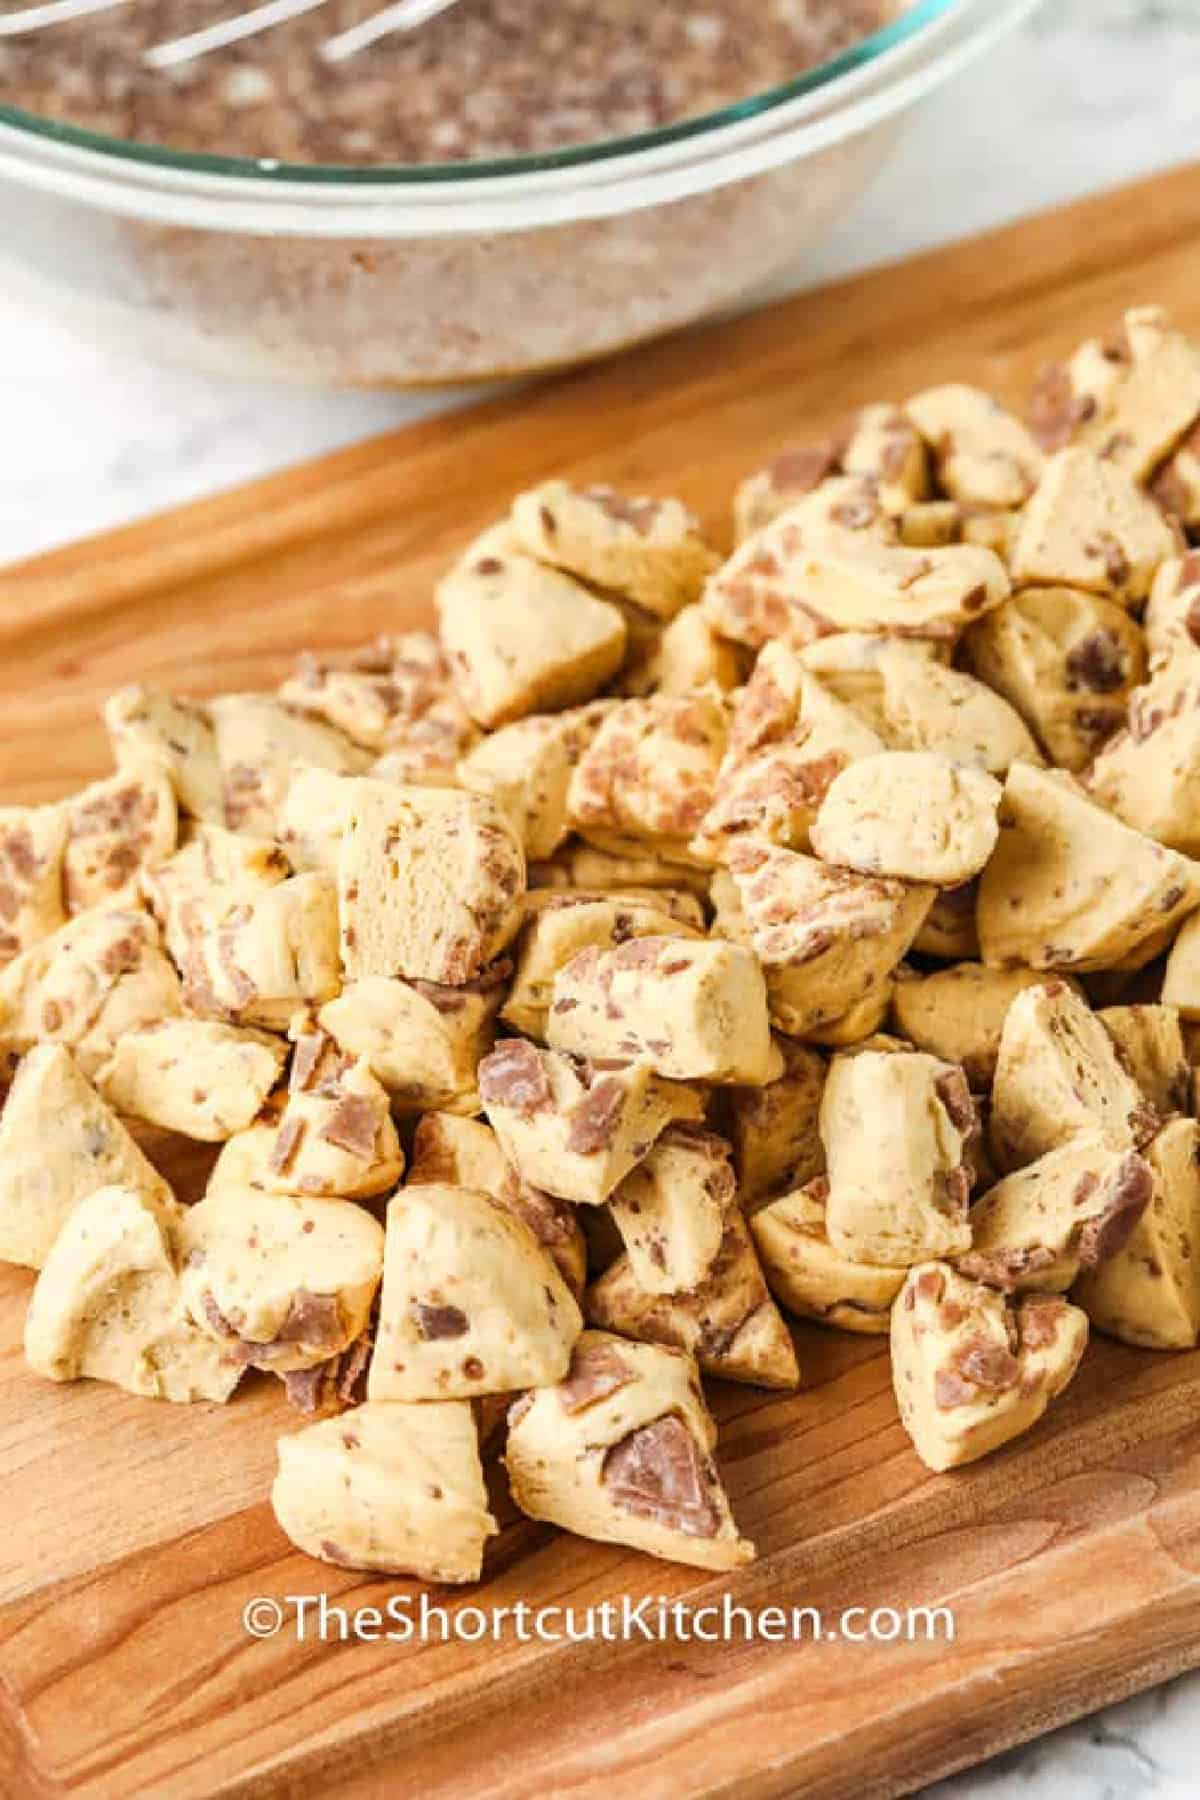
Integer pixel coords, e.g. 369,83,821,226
2,162,1200,1800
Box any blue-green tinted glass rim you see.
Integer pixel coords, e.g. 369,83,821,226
0,0,959,184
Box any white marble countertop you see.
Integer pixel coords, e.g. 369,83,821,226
1,1,1198,1793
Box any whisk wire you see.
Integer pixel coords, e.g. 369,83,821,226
0,0,462,60
322,0,459,62
143,0,330,70
0,0,135,37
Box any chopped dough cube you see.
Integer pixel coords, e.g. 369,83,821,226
0,904,183,1078
977,763,1200,973
201,1096,283,1192
900,500,962,548
1009,448,1176,604
963,586,1147,772
692,660,884,863
279,632,477,768
436,526,626,727
841,404,931,513
146,828,293,983
751,1176,905,1334
1143,552,1200,675
96,1017,286,1141
891,1263,1088,1471
511,480,718,620
891,963,1057,1088
547,936,773,1084
276,767,365,874
319,969,503,1115
1163,908,1200,1022
505,1331,754,1571
339,782,524,986
271,1326,376,1419
272,1399,497,1581
478,1039,679,1206
409,1111,587,1297
1089,665,1200,855
62,766,177,914
912,880,980,962
1098,1005,1191,1116
905,383,1043,509
586,1145,799,1389
958,1135,1151,1292
799,631,948,716
804,980,895,1048
179,1184,384,1372
714,842,931,1039
502,889,701,1040
960,507,1021,559
0,1044,171,1268
1029,313,1144,446
606,1124,731,1296
367,1181,582,1401
104,684,224,823
733,410,928,546
1029,339,1125,455
1151,424,1200,530
753,650,890,767
25,1184,240,1403
811,752,1001,886
217,1033,403,1200
707,476,889,648
548,841,712,900
1074,1117,1200,1350
821,1050,976,1265
458,705,610,861
733,441,842,543
729,1036,826,1207
621,604,742,698
364,705,471,789
0,804,67,966
705,475,1009,649
144,823,290,956
791,636,909,739
989,980,1154,1172
1055,307,1200,481
178,872,341,1029
851,645,1043,777
567,692,727,862
210,693,368,836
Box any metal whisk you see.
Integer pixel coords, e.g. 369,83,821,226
0,0,460,65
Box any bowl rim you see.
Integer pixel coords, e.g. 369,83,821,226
0,0,1040,231
0,0,958,185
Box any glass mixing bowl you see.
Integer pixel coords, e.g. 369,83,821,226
0,0,1037,386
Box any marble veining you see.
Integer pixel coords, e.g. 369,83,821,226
931,1671,1200,1798
0,1,1198,1793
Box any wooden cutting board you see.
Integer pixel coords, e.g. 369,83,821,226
2,162,1200,1800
